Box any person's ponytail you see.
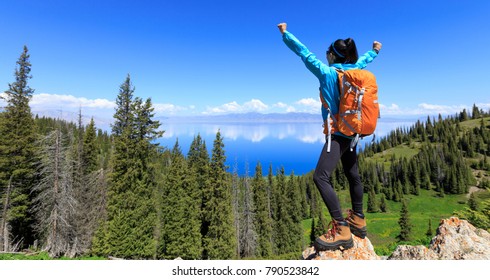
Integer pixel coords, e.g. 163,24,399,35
329,38,359,64
343,38,359,64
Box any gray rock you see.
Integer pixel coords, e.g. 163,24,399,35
429,217,490,260
389,217,490,260
388,245,438,260
302,235,380,260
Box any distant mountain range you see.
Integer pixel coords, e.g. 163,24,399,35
158,112,322,123
159,112,420,124
25,109,420,132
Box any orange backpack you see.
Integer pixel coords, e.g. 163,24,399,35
320,68,379,152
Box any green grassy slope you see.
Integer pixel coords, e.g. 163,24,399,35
304,116,490,255
303,189,470,255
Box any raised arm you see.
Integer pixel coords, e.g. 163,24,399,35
355,41,382,69
278,23,329,80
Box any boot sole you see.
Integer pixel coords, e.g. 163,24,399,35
314,237,354,252
349,225,367,239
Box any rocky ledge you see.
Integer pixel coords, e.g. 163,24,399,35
302,217,490,260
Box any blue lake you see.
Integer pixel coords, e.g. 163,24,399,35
158,118,418,176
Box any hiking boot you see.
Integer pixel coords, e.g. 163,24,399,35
314,220,353,251
345,209,367,239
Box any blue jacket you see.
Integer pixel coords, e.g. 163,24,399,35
282,31,378,126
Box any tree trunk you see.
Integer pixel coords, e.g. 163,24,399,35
1,174,13,252
52,130,60,248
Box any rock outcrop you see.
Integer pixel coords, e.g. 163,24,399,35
302,235,380,260
303,217,490,260
387,245,438,260
390,217,490,260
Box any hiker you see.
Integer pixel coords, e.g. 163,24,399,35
277,22,382,251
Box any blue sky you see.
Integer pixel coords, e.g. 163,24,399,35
1,0,490,124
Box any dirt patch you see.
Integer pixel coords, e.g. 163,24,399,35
467,186,484,198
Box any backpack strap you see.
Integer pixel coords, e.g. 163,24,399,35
319,88,337,153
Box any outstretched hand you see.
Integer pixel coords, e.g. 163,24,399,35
373,41,382,52
277,23,287,34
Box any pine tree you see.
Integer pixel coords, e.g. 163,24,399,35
231,160,241,257
309,217,316,246
187,134,209,258
311,202,328,244
410,160,421,195
251,161,273,258
379,195,387,213
459,109,469,122
240,163,257,258
468,192,478,211
367,185,378,213
159,141,201,259
273,167,291,254
286,172,303,252
0,46,37,250
398,199,412,241
187,134,209,199
267,164,277,254
203,130,236,259
273,167,300,255
82,118,98,173
298,176,310,219
472,104,481,119
71,116,107,256
93,75,162,259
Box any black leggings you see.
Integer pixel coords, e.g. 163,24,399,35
313,135,363,221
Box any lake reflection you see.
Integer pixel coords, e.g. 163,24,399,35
162,122,326,144
158,119,417,175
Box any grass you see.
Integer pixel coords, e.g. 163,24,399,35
303,188,470,256
364,143,421,168
0,252,106,260
459,117,490,130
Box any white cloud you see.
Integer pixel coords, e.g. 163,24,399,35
379,103,401,115
31,93,115,109
244,99,268,112
24,93,193,117
0,92,7,107
295,98,321,113
296,97,320,107
273,102,297,113
379,103,469,116
204,101,241,114
153,103,190,115
417,103,467,114
271,98,321,114
203,99,268,115
273,102,288,108
0,92,196,130
478,103,490,110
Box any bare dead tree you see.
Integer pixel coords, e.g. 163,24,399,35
32,129,76,258
66,111,108,257
0,174,14,252
69,168,107,257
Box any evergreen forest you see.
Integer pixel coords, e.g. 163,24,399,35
1,47,489,259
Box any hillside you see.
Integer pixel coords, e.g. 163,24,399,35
304,106,490,255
